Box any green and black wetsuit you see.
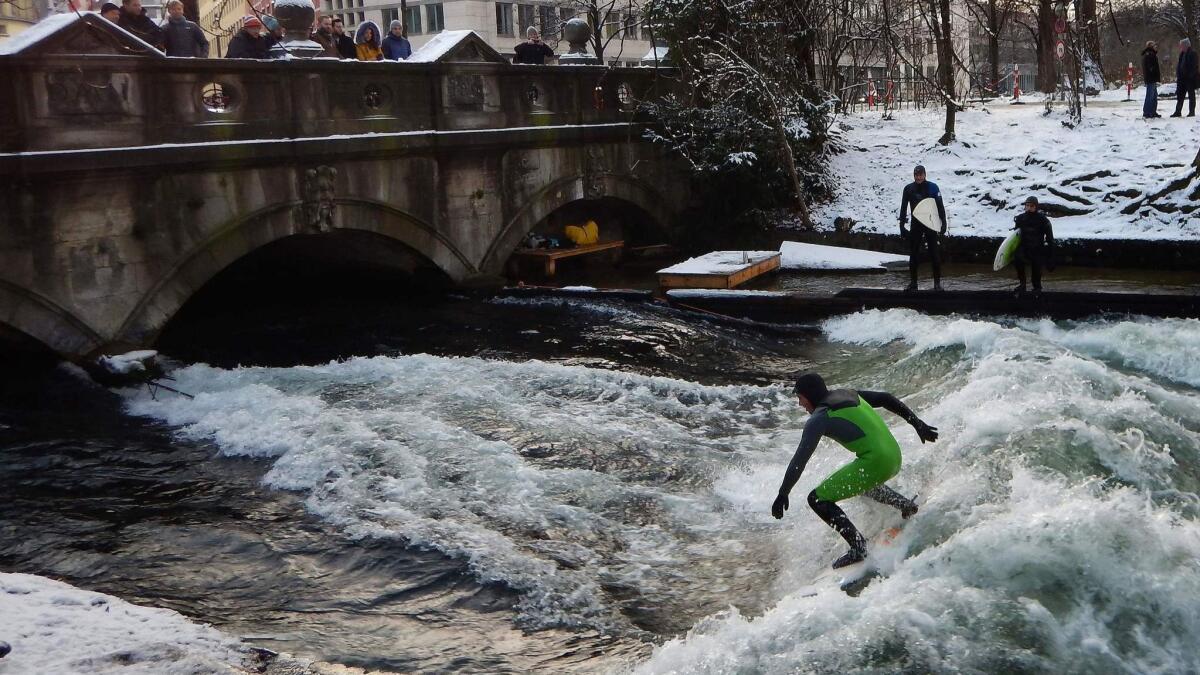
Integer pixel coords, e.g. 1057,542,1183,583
778,387,922,561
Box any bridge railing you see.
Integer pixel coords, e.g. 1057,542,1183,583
0,56,675,153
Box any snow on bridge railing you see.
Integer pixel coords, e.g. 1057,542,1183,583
0,55,677,154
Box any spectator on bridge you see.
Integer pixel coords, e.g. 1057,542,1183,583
99,2,120,22
162,0,209,57
331,17,355,59
1171,38,1197,118
354,20,383,61
513,26,555,64
262,13,284,50
225,16,270,59
1142,41,1161,118
381,19,412,60
311,15,340,58
117,0,162,48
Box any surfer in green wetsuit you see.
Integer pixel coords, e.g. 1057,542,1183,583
771,372,937,568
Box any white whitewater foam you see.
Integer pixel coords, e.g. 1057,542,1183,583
636,309,1200,673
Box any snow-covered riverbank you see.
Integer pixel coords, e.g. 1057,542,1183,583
813,95,1200,240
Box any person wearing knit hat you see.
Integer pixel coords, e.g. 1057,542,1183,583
99,2,120,21
225,15,270,59
772,371,936,569
1010,196,1056,295
381,18,412,60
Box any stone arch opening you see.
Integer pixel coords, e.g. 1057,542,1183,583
482,173,679,278
0,282,103,360
154,229,453,365
116,200,473,351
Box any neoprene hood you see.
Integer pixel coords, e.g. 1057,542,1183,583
793,371,829,405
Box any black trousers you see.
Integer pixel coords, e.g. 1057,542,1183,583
908,227,942,284
1175,84,1196,115
1013,245,1044,290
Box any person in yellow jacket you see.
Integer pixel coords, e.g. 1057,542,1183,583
354,21,383,61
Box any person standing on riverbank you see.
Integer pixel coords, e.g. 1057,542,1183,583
1170,38,1197,117
898,165,947,292
1142,41,1162,118
771,372,931,569
1011,196,1055,295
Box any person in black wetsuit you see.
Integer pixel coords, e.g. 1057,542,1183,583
1012,196,1055,295
771,372,936,569
898,165,948,292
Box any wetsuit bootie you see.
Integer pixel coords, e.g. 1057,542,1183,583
904,282,918,292
933,280,944,292
832,547,867,569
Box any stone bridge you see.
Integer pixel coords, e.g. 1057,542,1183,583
0,20,691,359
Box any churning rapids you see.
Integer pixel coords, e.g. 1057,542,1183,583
3,296,1199,674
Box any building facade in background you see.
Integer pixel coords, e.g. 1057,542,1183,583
1,0,46,40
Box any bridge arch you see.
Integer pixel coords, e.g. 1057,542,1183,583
0,281,104,357
116,199,476,347
481,173,679,276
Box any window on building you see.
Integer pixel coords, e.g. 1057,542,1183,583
358,11,364,23
517,4,534,36
426,3,444,32
496,2,513,35
404,6,421,33
382,7,398,25
537,5,556,35
625,11,640,40
558,7,573,35
603,11,620,39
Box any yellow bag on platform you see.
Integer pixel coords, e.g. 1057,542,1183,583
564,220,599,245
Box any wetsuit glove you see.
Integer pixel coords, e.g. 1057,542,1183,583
913,419,939,443
771,493,789,519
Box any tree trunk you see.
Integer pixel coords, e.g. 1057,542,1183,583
1185,0,1197,47
1037,0,1056,93
987,0,1001,95
773,117,812,228
935,0,956,143
1078,0,1102,83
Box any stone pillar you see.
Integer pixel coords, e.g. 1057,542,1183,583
558,18,599,65
270,0,324,58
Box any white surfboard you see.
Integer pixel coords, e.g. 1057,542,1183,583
797,520,909,597
912,197,943,233
993,231,1021,271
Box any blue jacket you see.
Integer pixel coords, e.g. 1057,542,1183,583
381,33,412,60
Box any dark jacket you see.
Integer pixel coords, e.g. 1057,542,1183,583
311,28,340,58
225,30,271,59
1178,47,1198,88
1142,47,1160,84
898,180,947,234
513,41,554,64
118,8,162,47
1014,211,1055,256
334,33,355,59
381,33,412,60
162,16,209,57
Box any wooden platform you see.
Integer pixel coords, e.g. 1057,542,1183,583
658,251,781,289
509,240,624,278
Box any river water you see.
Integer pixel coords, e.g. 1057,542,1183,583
2,292,1199,673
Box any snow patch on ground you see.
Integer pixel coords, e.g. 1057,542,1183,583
0,573,250,674
778,241,907,270
813,101,1200,240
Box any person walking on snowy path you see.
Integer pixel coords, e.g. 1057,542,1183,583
1142,41,1162,118
1170,38,1197,117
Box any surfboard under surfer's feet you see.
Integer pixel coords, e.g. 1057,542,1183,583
831,548,867,569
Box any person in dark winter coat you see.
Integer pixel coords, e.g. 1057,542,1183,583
1142,41,1161,118
225,16,270,59
331,18,355,58
311,15,340,58
898,164,948,292
1011,196,1055,295
118,0,163,48
161,0,209,57
1171,38,1198,117
513,26,555,64
100,2,120,22
381,19,411,60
